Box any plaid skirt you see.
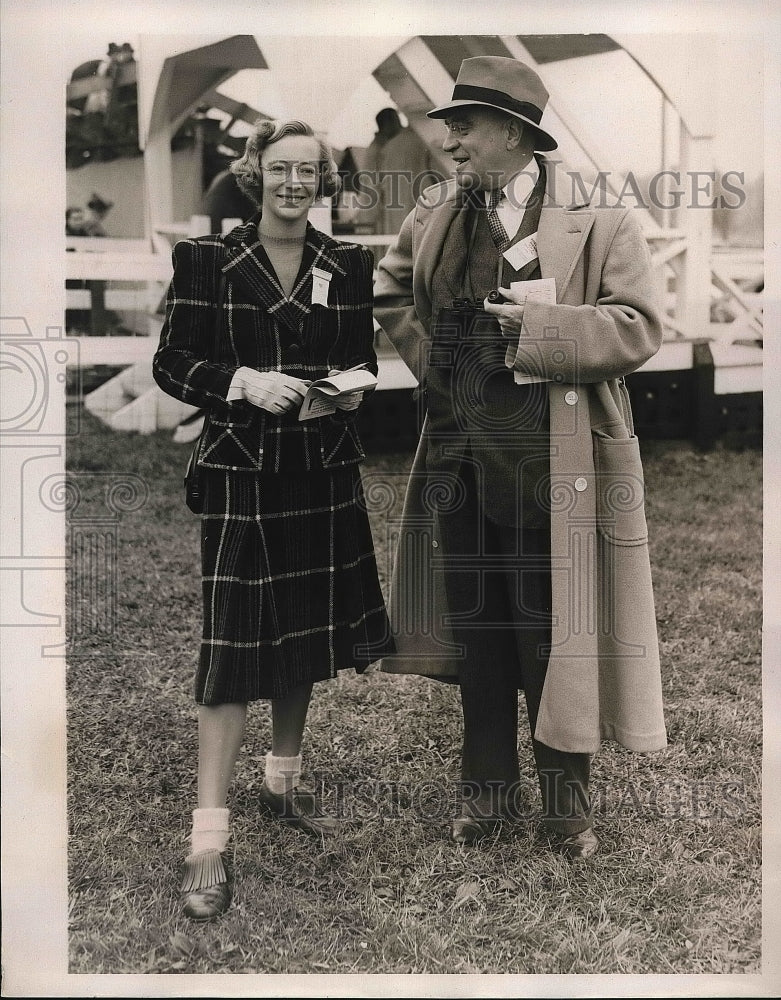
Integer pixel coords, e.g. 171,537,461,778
197,466,393,704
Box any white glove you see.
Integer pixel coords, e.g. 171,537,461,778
327,369,363,411
234,367,310,413
334,392,363,411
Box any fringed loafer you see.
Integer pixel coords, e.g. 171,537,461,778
259,781,338,837
180,849,231,921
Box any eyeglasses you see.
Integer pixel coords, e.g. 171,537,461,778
262,161,319,182
444,121,471,138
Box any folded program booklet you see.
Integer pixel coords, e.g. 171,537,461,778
509,277,557,386
298,364,378,420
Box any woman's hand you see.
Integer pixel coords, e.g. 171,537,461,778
334,393,363,411
483,286,526,338
234,368,310,413
327,369,363,411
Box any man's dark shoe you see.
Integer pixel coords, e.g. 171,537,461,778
259,781,338,837
451,797,505,845
451,812,501,845
555,827,599,860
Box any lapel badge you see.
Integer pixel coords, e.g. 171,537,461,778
312,266,332,306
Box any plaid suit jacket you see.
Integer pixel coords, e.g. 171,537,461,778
153,219,377,471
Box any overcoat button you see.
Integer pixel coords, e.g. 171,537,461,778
565,390,578,405
432,539,439,549
574,476,587,492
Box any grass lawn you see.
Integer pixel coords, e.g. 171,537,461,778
66,407,762,975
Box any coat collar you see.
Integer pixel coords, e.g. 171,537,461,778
413,157,596,311
221,217,347,332
536,160,595,300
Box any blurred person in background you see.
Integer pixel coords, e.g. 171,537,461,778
357,107,439,236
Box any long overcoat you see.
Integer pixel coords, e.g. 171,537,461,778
373,162,668,755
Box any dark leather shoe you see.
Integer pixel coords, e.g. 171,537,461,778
451,798,504,844
180,849,231,921
555,827,599,860
259,781,338,837
452,812,501,845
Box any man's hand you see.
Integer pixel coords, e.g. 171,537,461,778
234,368,310,413
483,285,526,338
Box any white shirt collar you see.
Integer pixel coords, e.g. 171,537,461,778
484,158,540,241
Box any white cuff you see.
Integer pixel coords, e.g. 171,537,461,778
226,369,245,402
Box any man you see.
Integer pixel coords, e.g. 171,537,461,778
358,108,439,235
200,166,256,233
65,206,88,236
373,113,440,235
85,193,112,236
374,56,667,859
366,107,403,165
355,108,402,233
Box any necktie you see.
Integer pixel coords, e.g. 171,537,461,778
487,188,510,252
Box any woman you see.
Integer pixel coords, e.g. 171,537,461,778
153,119,392,921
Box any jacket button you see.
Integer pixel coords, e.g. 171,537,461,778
565,390,578,405
432,539,439,549
574,476,587,492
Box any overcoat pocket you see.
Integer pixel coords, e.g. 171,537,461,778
593,431,648,545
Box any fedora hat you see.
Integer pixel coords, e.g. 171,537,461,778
427,56,558,151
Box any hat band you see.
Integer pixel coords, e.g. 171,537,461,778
451,84,543,125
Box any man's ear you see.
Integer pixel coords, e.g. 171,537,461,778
505,117,524,150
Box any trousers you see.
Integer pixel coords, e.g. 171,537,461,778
435,459,592,835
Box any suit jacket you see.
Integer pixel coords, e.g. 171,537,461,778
425,170,548,526
373,161,668,755
153,220,376,472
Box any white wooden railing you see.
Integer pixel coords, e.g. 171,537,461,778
66,223,763,369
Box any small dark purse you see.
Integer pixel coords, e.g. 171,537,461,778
184,435,205,513
183,272,226,514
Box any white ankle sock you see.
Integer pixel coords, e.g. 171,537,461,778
265,752,302,794
190,807,230,854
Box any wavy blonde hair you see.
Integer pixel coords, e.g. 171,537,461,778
230,118,341,207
